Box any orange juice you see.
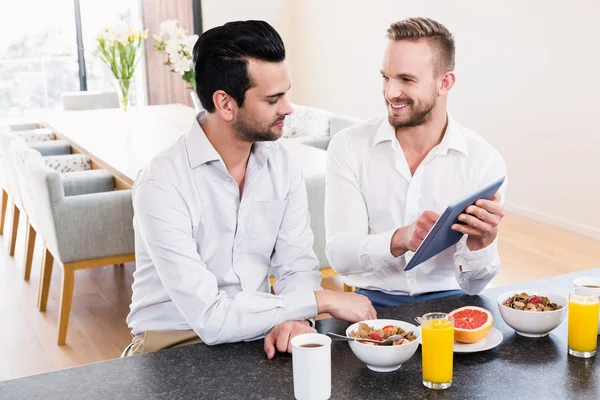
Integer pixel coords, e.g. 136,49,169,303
568,296,599,354
422,318,454,386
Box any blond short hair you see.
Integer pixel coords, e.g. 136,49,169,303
387,17,455,75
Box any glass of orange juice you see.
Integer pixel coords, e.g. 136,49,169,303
568,288,600,358
421,312,454,390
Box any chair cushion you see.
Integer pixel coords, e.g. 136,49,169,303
17,128,55,143
44,154,91,173
283,105,331,139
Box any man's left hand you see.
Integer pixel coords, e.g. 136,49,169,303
264,320,316,359
451,193,504,251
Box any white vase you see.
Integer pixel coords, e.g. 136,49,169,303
190,91,203,112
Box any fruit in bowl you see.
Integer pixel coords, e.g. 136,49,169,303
345,319,420,372
503,292,563,312
349,322,417,346
497,290,568,337
449,306,494,343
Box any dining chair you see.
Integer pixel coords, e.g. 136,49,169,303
25,155,135,345
0,130,97,258
10,138,116,281
60,91,119,111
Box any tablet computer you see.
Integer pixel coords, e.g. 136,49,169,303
403,176,505,271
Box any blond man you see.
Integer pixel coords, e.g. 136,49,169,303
325,17,507,307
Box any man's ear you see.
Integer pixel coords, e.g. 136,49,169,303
213,90,235,122
439,71,455,95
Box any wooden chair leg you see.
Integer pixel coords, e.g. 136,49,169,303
57,264,75,345
343,284,355,292
0,188,7,235
24,221,36,281
9,204,20,256
38,246,54,311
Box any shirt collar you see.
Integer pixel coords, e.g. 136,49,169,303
185,111,273,169
435,113,468,156
372,113,468,156
372,118,396,147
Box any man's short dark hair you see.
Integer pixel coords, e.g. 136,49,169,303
192,20,286,113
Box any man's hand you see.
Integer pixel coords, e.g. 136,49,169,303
391,211,440,257
315,290,377,323
264,320,316,359
451,193,504,251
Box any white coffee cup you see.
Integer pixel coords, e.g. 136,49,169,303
291,333,331,400
573,277,600,334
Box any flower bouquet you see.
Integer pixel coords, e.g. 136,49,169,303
153,19,201,109
94,22,148,111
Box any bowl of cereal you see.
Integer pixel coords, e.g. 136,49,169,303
497,290,568,337
345,319,420,372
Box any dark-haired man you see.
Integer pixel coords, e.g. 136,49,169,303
126,20,376,357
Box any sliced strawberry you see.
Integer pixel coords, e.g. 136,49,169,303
382,325,395,333
530,296,542,304
369,332,383,341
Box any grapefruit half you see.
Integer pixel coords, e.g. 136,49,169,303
449,306,493,343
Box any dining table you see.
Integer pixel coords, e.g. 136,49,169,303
39,104,328,190
1,269,599,399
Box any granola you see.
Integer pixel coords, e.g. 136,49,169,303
349,323,417,346
503,292,563,312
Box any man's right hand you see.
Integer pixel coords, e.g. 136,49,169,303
315,290,377,322
391,210,440,257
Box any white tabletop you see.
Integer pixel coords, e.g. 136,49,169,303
42,104,327,187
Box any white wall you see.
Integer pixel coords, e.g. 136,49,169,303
200,0,600,239
201,0,297,92
289,0,600,239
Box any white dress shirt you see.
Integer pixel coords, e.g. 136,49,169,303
127,114,322,344
325,114,507,296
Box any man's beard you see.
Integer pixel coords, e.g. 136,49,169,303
387,90,437,129
234,109,283,142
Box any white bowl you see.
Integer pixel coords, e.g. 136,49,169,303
345,319,420,372
497,290,568,338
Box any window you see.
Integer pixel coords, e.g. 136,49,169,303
0,0,141,118
0,0,79,118
79,0,140,104
1,0,203,117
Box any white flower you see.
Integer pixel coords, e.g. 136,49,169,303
98,21,146,46
181,58,193,73
165,40,181,57
184,34,199,50
172,57,193,74
154,19,196,81
174,28,187,40
168,51,182,65
100,29,116,43
159,19,180,37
